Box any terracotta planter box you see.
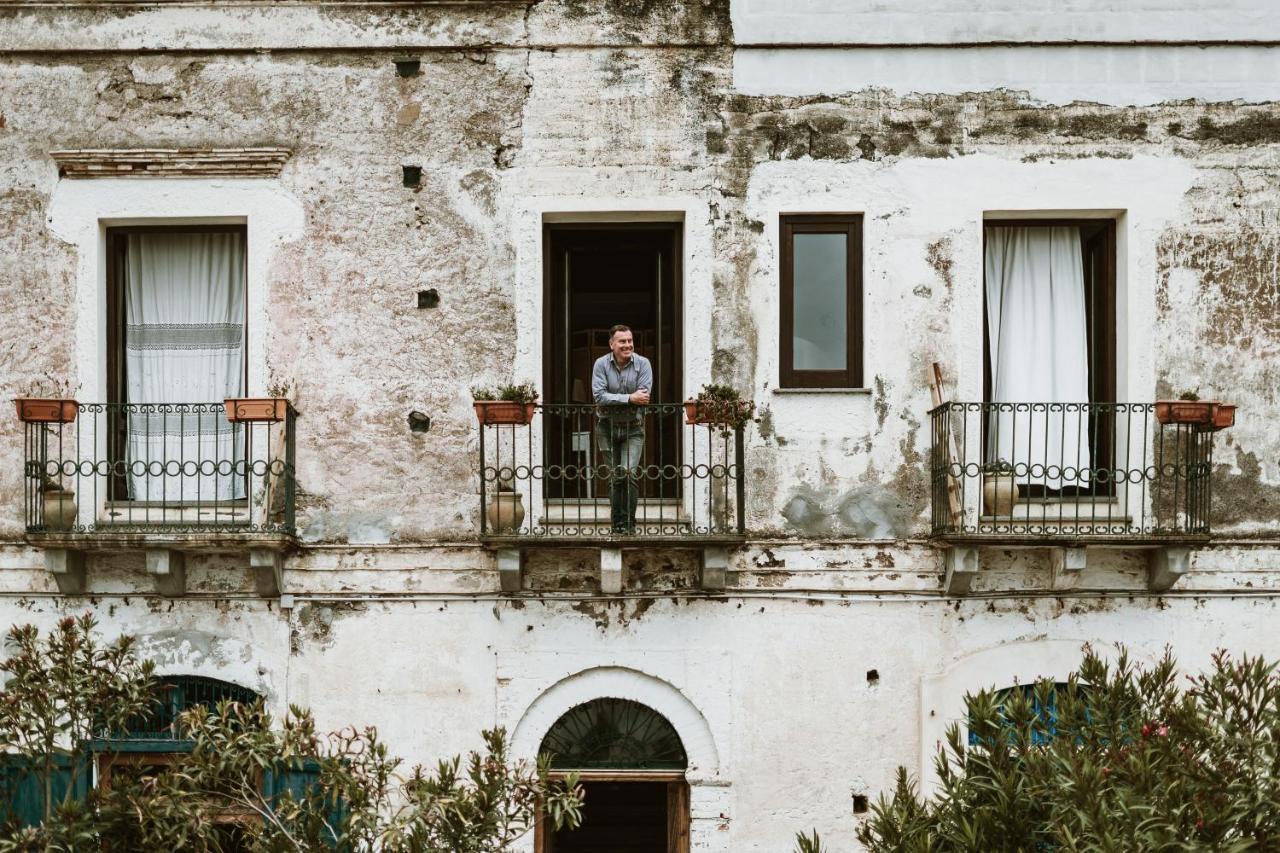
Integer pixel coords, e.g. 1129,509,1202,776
684,399,753,426
1154,400,1217,427
15,398,78,424
224,398,289,423
1211,403,1236,431
473,401,537,425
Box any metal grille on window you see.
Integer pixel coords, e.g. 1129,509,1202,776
125,676,259,741
540,698,688,771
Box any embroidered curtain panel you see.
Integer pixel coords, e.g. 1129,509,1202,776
984,226,1092,489
124,232,246,501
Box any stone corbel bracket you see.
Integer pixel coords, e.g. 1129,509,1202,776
50,148,291,179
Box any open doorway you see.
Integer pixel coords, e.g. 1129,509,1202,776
534,698,690,853
542,224,682,511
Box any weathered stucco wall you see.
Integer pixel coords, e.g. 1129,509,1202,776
0,592,1278,850
2,1,1277,544
0,2,1279,849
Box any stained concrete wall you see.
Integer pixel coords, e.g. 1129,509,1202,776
0,1,1279,849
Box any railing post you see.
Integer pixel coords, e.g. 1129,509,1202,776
284,405,297,535
479,421,488,536
734,422,745,535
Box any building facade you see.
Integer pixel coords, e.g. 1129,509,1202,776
2,0,1280,848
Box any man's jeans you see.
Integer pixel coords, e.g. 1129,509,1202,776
595,418,645,533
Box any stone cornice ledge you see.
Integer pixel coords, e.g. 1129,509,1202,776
51,147,291,178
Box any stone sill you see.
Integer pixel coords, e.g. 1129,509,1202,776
771,387,872,395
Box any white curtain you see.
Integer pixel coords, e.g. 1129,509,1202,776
125,232,246,502
985,227,1091,489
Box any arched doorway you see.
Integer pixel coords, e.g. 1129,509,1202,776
535,697,690,853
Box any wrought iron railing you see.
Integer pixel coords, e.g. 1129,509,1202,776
930,402,1213,541
22,402,296,536
478,402,745,541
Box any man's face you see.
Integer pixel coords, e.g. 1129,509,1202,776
610,330,634,362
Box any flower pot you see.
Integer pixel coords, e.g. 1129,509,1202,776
474,401,537,426
15,398,78,424
224,398,288,423
486,491,525,534
982,473,1019,517
683,399,754,426
41,490,77,532
1154,400,1217,427
1210,403,1236,431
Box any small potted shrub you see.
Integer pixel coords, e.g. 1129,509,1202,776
982,458,1018,517
684,384,754,428
473,382,539,426
486,477,526,534
1154,391,1218,427
15,398,78,424
40,474,77,532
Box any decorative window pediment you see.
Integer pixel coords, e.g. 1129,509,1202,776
50,148,290,179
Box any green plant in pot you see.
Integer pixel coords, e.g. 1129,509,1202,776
982,457,1018,517
39,472,77,532
486,475,525,534
473,381,539,426
684,383,754,428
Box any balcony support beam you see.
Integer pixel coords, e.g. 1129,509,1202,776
700,547,729,590
146,549,186,597
1147,546,1190,592
601,548,625,595
1050,547,1087,589
496,548,523,593
44,549,86,595
250,549,284,597
944,546,980,595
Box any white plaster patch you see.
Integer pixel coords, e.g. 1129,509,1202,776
733,46,1280,106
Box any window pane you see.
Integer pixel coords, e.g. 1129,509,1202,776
792,232,847,371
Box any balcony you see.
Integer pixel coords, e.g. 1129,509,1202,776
929,402,1221,593
19,400,296,595
477,402,746,591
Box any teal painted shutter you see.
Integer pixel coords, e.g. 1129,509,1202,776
264,759,346,850
0,753,91,829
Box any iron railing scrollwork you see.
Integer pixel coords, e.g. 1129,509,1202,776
23,402,296,536
929,401,1213,540
478,402,746,540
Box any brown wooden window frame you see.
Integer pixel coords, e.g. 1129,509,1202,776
779,214,864,389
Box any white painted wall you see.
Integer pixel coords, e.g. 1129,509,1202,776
731,0,1280,45
733,45,1280,105
4,593,1277,851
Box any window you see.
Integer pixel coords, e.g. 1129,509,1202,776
982,219,1117,495
780,214,863,388
96,676,265,850
105,225,248,503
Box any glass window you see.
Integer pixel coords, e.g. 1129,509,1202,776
781,215,862,388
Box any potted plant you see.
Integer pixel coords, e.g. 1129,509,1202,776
982,458,1019,517
486,477,526,534
684,384,754,428
39,474,77,532
473,382,539,426
1154,391,1218,427
15,398,78,424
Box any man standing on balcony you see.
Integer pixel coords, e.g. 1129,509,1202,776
591,325,652,535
